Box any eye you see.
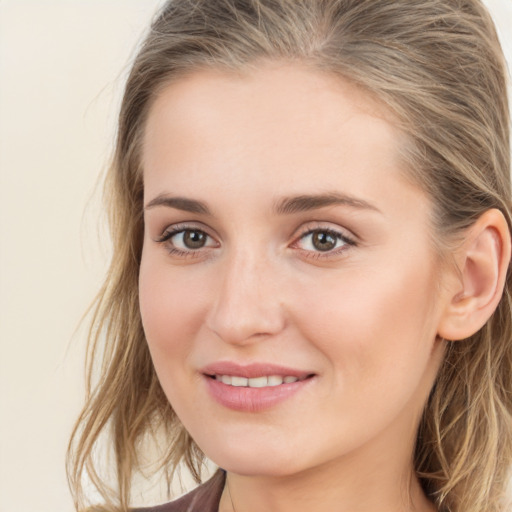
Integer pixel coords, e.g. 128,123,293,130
294,227,355,255
155,225,218,255
172,229,210,250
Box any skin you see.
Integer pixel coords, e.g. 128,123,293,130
139,63,452,512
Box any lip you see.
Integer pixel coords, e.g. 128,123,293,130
201,361,312,379
200,361,315,412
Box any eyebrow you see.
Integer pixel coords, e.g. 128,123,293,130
144,195,211,214
273,193,381,215
144,192,380,215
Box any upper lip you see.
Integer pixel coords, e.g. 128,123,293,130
200,361,314,379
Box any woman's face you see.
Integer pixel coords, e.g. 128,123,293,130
139,63,450,478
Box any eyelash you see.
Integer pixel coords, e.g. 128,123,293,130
292,227,356,259
155,223,217,258
154,223,357,260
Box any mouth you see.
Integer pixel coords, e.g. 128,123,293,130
201,362,316,412
206,374,311,388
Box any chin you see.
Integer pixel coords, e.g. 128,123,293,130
204,441,320,478
214,456,301,478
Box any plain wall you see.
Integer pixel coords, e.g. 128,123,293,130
0,1,510,511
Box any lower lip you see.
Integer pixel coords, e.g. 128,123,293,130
203,375,314,412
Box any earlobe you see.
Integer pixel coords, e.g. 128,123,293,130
437,209,511,341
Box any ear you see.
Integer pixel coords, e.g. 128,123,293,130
437,209,511,341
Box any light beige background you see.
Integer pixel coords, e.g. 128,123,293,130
0,1,510,511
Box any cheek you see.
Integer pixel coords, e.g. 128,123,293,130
290,262,440,385
139,252,207,359
138,251,217,416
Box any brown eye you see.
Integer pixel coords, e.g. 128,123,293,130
311,231,337,252
157,227,217,253
182,230,207,249
294,227,354,255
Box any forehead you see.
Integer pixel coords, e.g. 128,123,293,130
141,63,424,217
143,63,395,154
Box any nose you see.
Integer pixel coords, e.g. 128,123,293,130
205,249,286,345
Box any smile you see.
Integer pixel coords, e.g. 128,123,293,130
213,375,301,387
201,363,316,412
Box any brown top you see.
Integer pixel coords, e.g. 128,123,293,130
134,470,226,512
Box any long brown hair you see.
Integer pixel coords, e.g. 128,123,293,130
67,1,512,511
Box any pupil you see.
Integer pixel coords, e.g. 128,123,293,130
184,230,206,249
312,231,336,251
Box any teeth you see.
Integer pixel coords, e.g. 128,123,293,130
248,376,268,388
231,376,248,387
221,375,232,385
267,375,283,386
215,375,300,387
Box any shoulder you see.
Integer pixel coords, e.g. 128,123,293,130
133,470,226,512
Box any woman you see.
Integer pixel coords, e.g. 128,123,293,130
67,1,512,511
